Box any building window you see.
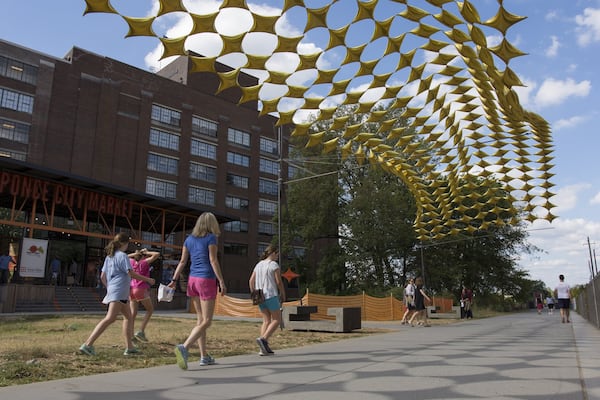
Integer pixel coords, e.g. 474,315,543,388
259,199,277,216
147,153,178,175
292,247,306,258
192,116,218,138
190,162,217,183
259,178,278,196
227,173,249,189
0,88,34,114
225,196,249,210
188,186,215,206
150,128,179,151
260,137,278,156
288,164,298,179
224,243,248,256
258,221,276,235
191,139,217,160
0,56,37,85
0,118,29,144
141,231,174,245
151,104,181,128
227,151,250,167
0,147,26,161
224,220,249,233
257,242,270,257
146,177,177,199
227,127,250,147
259,157,279,175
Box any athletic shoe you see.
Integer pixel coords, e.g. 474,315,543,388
256,337,268,355
79,344,96,356
134,331,148,342
256,337,273,355
263,340,274,354
174,344,188,370
199,355,216,366
123,347,140,356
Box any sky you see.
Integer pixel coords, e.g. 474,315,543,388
1,0,599,289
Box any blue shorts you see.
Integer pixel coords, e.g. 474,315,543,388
259,296,281,312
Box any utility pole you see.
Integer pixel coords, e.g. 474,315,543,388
277,125,283,265
587,236,600,327
588,237,595,278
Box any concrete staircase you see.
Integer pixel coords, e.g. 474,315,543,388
14,286,107,313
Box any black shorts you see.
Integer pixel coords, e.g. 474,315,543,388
557,298,570,309
548,303,554,309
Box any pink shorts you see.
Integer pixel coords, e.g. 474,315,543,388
130,287,150,301
187,277,217,300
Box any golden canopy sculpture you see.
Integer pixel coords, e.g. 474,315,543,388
83,0,555,239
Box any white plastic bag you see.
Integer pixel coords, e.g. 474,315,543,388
158,283,175,302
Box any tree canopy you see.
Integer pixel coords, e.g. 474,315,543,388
280,104,541,306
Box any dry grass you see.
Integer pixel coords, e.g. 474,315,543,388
0,314,387,387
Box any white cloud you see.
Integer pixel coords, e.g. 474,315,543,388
575,8,600,46
545,35,560,57
534,78,591,107
545,10,559,21
512,77,537,108
552,183,591,213
591,192,600,205
521,217,600,286
553,115,587,130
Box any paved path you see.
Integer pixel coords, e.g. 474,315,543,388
1,311,599,399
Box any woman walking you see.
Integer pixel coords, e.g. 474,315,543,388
408,277,431,327
79,233,155,356
249,244,286,355
128,248,161,342
170,212,226,369
400,278,416,324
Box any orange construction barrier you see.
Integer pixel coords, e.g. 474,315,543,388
208,291,454,321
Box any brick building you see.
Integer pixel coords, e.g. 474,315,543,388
0,38,294,293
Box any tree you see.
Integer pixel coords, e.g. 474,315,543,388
341,164,417,291
282,104,540,302
282,104,420,294
281,138,346,294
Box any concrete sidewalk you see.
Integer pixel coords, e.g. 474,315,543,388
1,311,599,399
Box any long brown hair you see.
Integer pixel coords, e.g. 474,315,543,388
260,244,278,261
105,232,129,257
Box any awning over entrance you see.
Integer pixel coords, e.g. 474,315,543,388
0,157,235,250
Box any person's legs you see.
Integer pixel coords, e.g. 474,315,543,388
259,307,273,338
84,301,121,346
262,307,282,341
0,268,7,284
138,297,154,333
558,299,567,322
129,300,139,335
120,302,136,351
182,297,215,358
401,307,410,323
409,309,422,325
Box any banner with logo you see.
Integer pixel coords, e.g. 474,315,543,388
19,238,49,278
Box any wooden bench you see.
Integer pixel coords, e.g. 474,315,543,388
282,305,362,333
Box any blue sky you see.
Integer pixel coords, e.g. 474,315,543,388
1,0,599,289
